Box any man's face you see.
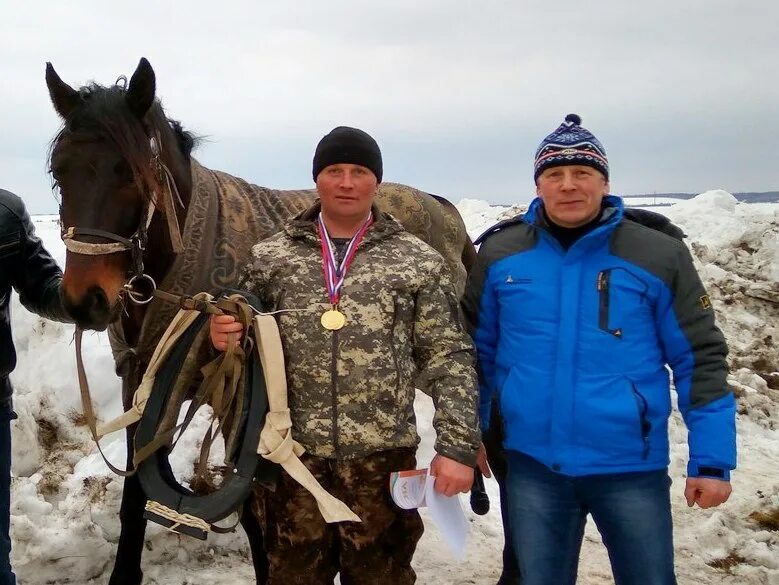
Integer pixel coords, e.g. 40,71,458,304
536,165,609,228
316,163,377,221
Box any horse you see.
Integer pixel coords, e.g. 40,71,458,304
45,57,479,585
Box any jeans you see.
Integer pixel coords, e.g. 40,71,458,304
0,407,16,585
506,450,676,585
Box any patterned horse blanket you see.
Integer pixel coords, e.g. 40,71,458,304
108,159,471,372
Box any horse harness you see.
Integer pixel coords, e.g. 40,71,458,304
75,291,360,539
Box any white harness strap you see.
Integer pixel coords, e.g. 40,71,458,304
254,314,361,523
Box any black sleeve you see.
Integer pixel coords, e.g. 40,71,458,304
10,206,72,323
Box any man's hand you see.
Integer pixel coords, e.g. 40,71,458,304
430,454,474,497
684,477,732,509
210,314,244,351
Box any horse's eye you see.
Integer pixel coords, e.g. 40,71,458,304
50,165,67,181
113,160,134,184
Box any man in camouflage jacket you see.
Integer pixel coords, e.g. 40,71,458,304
212,127,481,584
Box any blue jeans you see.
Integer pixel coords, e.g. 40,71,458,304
506,451,676,585
0,407,15,585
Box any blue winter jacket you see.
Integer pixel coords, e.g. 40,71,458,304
462,196,736,480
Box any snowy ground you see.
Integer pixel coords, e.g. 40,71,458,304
8,191,779,584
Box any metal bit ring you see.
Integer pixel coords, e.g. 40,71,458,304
125,274,157,305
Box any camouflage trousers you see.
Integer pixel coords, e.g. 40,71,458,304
252,447,424,584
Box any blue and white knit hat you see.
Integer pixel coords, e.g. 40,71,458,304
534,114,609,181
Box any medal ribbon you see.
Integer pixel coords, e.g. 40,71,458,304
317,212,373,306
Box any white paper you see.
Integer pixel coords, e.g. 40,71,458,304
425,474,468,560
389,469,468,560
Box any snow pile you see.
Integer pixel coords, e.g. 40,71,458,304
663,190,745,247
456,198,511,240
456,198,526,241
5,195,779,584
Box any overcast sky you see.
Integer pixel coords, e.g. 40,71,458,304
1,1,777,213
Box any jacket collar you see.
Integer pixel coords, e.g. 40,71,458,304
283,200,404,246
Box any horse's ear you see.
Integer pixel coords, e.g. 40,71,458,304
45,62,80,119
126,57,156,119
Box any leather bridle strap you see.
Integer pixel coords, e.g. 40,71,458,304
61,131,183,267
75,327,137,477
62,193,156,258
61,227,134,255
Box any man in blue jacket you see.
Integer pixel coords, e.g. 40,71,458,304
462,115,736,585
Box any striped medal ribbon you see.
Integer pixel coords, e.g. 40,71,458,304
317,211,373,330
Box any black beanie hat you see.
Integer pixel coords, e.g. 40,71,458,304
312,126,383,183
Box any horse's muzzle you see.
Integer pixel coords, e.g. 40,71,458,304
64,285,114,331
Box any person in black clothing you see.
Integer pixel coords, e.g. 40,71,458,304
0,188,72,585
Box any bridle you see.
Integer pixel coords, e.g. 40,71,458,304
64,128,196,482
60,130,185,305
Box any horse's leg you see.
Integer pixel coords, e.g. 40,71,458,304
108,367,148,585
107,423,147,585
241,502,268,584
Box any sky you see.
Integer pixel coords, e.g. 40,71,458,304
1,1,777,213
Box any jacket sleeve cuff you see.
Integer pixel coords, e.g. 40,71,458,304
687,461,731,481
435,441,479,468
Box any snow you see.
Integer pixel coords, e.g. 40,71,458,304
8,192,779,584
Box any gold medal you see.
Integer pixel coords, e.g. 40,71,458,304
317,212,372,332
321,308,346,331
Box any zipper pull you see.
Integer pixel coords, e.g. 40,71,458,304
597,270,608,291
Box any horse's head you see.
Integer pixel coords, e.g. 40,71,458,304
46,58,193,331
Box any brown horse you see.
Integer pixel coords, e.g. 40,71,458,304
46,58,477,585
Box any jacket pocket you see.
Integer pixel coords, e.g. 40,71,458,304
596,268,650,338
498,367,549,446
597,269,621,338
629,380,652,460
575,376,653,461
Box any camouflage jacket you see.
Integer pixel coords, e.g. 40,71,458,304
239,202,480,466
